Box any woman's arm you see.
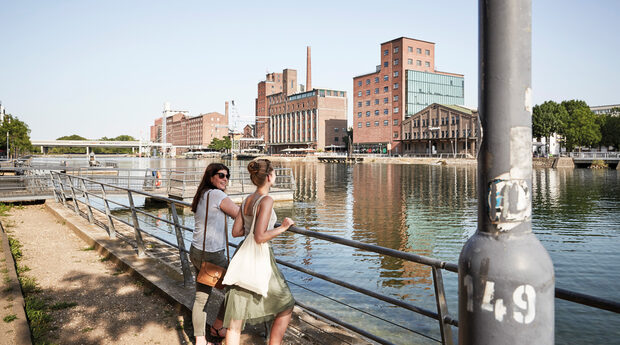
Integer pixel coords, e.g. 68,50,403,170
231,208,245,237
220,197,240,218
253,196,294,244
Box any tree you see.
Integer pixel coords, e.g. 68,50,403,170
561,100,601,151
343,127,354,156
208,137,231,151
0,114,33,158
532,101,567,156
599,111,620,149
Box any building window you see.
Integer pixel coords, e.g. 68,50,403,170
425,49,430,55
375,110,379,115
394,132,399,138
358,122,362,128
408,58,413,65
394,107,399,113
384,120,389,126
384,75,389,81
358,91,362,97
408,46,413,52
394,83,399,89
357,102,362,107
393,71,399,77
366,79,370,85
357,80,362,86
374,88,379,94
384,49,389,56
384,86,389,92
422,119,426,126
374,99,379,105
366,111,370,117
375,77,379,83
357,112,362,118
375,121,379,126
416,48,422,54
393,119,399,126
394,47,399,53
384,61,388,67
384,109,389,114
417,60,422,66
384,97,388,103
335,137,339,141
394,59,399,66
365,100,371,106
366,122,371,127
366,90,370,96
393,95,399,101
425,61,430,67
335,128,339,132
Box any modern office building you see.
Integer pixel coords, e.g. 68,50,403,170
149,102,229,155
590,104,620,116
256,47,348,153
353,37,464,154
401,103,479,156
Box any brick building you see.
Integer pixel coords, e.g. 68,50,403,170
257,47,348,153
401,103,479,156
149,102,229,155
353,37,464,154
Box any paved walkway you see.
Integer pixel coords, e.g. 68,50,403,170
1,205,190,345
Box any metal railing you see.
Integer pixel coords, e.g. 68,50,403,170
568,152,620,159
48,171,620,345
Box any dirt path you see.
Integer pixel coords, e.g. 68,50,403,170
2,204,191,345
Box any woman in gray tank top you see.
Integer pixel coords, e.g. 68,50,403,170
223,159,296,345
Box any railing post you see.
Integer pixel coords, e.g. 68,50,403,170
55,173,68,207
169,202,193,286
127,190,147,257
67,176,80,215
80,179,94,224
49,173,60,202
458,1,554,344
100,184,116,239
432,266,454,345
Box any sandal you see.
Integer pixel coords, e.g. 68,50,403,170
210,325,227,339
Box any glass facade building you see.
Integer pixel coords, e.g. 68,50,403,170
406,70,464,116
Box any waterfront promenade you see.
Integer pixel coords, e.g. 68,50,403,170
1,203,374,345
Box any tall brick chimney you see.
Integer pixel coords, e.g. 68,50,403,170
225,101,229,118
306,46,312,91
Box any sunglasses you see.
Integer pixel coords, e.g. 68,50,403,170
215,172,230,179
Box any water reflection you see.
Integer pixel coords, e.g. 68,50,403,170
73,157,619,345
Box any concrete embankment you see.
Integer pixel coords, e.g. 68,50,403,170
260,155,477,166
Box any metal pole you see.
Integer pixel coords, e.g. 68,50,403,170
458,1,554,344
80,179,94,224
68,176,80,215
100,184,116,239
169,202,193,286
127,190,147,257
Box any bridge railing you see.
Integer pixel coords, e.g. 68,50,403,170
48,171,619,345
568,152,620,159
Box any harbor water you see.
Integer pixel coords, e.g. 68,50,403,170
75,157,620,345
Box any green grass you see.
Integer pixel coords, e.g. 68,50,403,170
0,268,8,274
8,236,22,260
19,276,40,294
3,314,17,323
81,245,95,251
24,295,53,342
50,302,77,310
0,203,12,216
99,257,110,262
80,327,94,333
17,265,31,274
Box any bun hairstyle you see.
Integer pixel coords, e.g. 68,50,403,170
247,159,274,187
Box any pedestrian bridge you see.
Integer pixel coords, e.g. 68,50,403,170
568,152,620,167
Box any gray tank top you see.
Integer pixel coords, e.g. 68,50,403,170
241,195,277,237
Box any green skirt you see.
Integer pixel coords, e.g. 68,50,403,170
223,245,295,328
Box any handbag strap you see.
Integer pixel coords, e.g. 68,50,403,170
248,194,267,236
201,190,231,265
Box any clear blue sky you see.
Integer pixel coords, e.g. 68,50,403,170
1,0,619,140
